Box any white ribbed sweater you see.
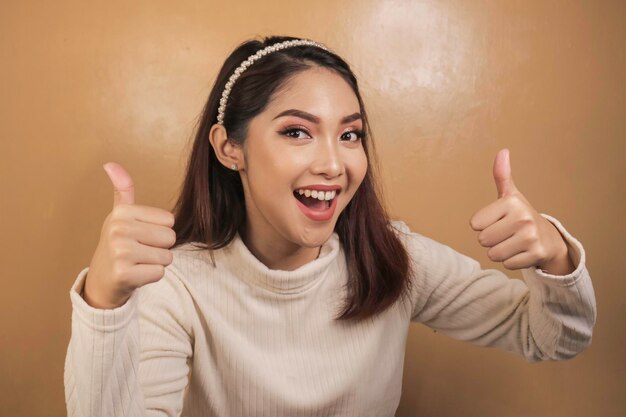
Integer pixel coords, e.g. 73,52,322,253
64,214,596,417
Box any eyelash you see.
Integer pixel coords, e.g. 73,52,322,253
278,127,364,142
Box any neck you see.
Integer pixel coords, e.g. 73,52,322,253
240,226,321,271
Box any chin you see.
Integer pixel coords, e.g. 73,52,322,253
294,226,335,247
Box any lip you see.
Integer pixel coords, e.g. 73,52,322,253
293,190,339,221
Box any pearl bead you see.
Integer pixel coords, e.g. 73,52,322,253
218,39,330,127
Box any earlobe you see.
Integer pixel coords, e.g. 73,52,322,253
208,123,243,170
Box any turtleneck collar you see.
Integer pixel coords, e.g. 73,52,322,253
223,230,342,295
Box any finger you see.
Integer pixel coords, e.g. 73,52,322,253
469,198,508,231
127,241,174,265
121,204,175,228
502,251,536,270
493,148,518,198
486,231,527,263
132,222,177,249
125,264,167,287
103,162,135,207
477,215,516,247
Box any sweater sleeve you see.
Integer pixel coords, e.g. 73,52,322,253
64,263,194,416
393,213,597,363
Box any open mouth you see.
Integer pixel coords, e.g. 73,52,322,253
293,190,335,211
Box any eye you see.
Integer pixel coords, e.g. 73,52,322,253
341,130,364,142
278,127,312,140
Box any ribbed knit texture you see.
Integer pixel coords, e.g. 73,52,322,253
64,214,596,416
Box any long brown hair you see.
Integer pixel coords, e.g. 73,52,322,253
172,35,413,322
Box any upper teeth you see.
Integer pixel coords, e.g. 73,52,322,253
296,189,337,201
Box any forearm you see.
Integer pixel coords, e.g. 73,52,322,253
523,214,596,361
410,214,596,363
65,267,145,417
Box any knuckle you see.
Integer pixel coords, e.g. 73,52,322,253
502,195,515,208
109,220,130,238
111,263,129,286
537,247,549,263
523,227,538,243
167,230,177,246
111,204,129,219
165,250,174,265
515,216,532,229
509,194,524,207
112,244,131,260
156,265,166,279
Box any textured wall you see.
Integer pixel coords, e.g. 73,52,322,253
1,1,624,416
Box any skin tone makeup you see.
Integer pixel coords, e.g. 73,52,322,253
214,67,368,271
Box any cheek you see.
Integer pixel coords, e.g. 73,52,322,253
246,156,297,206
339,151,368,205
349,150,368,183
245,144,284,184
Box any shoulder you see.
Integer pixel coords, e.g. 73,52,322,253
387,219,478,275
388,219,428,255
389,219,411,234
387,219,432,276
169,241,223,277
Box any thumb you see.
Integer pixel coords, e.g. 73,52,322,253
493,148,518,198
103,162,135,207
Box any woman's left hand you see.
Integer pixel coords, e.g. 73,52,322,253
469,149,574,274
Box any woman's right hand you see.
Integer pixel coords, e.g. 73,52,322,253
83,162,177,309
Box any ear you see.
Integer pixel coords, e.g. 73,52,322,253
208,123,245,170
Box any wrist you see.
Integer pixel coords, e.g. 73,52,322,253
83,273,130,309
539,240,575,275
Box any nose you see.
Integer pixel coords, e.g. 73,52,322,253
310,136,344,178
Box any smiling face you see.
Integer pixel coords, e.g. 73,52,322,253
237,66,368,258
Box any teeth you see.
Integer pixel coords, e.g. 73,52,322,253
296,189,336,200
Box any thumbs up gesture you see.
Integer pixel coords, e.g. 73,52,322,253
83,163,177,309
469,149,574,273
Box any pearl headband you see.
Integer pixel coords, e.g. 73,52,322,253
216,39,331,125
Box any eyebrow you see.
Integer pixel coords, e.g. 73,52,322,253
272,109,362,125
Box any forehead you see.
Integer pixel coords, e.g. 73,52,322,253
264,67,361,116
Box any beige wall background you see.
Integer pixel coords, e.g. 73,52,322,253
1,0,624,416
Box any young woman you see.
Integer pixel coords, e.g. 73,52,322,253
64,36,596,417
